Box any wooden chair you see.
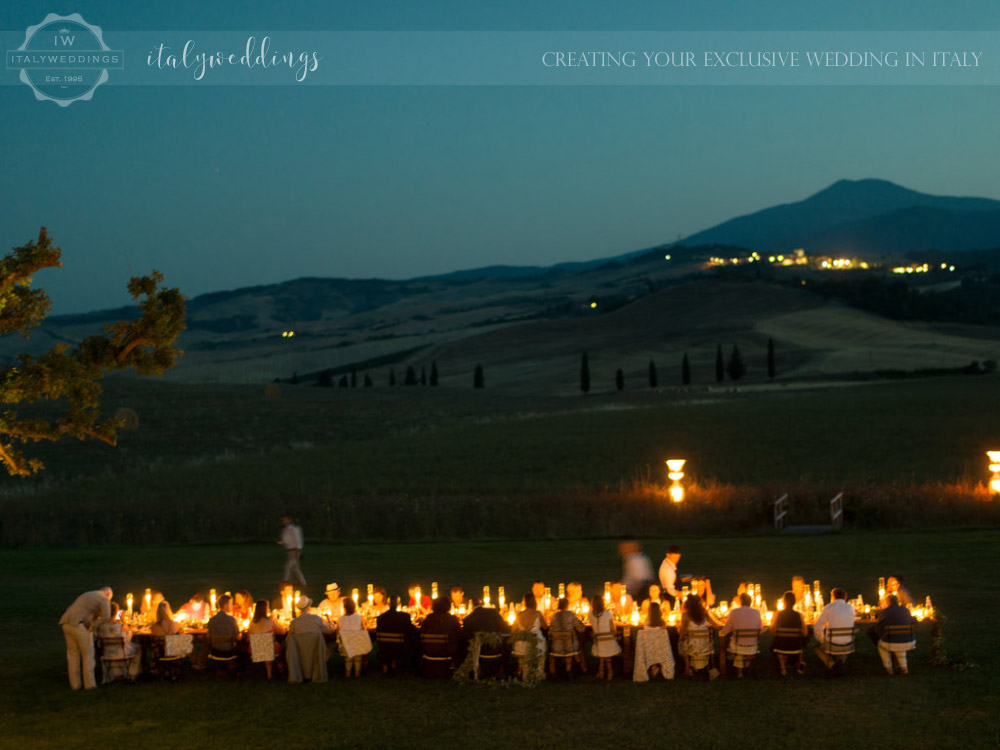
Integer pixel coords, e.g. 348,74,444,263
249,633,277,679
771,627,806,675
149,635,191,681
375,630,410,675
98,637,133,684
548,627,582,677
680,628,715,675
726,629,760,676
878,624,915,674
419,632,455,678
468,632,505,681
206,634,240,678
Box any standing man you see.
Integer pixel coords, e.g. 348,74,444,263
279,516,306,585
619,540,654,602
658,545,682,608
58,586,113,690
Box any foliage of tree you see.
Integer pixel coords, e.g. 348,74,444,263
389,368,396,386
726,344,747,381
404,365,417,385
648,359,657,388
350,368,357,387
420,366,427,386
615,368,624,392
0,228,185,477
430,361,438,386
363,373,373,387
580,352,590,394
682,353,691,385
317,370,332,387
767,338,775,379
473,363,484,389
715,345,724,383
338,374,348,387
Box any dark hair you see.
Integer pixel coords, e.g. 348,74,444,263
684,594,706,625
557,597,569,611
782,591,796,609
109,601,120,618
667,545,681,555
156,601,172,623
387,595,399,610
279,581,293,591
886,594,899,606
432,596,449,614
343,597,356,615
739,592,752,607
253,600,268,622
533,580,545,586
191,592,204,602
647,602,665,628
890,574,905,584
831,588,846,601
591,595,605,615
523,593,537,610
373,586,387,601
217,594,231,609
451,586,463,594
236,589,252,603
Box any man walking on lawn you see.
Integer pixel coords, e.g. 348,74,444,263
279,516,306,585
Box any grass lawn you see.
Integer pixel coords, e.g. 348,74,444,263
2,531,998,749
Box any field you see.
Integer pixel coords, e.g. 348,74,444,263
1,532,998,749
2,374,1000,546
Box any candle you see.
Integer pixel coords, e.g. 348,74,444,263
126,593,133,616
431,581,438,600
507,609,516,625
484,585,491,607
209,588,217,614
368,583,374,606
631,610,640,626
414,587,422,609
777,598,784,611
558,583,565,598
498,586,505,608
144,588,152,614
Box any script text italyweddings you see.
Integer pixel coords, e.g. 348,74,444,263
146,35,321,81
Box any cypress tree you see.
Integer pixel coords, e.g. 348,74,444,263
430,361,439,386
350,368,357,387
389,368,396,386
364,373,373,387
648,359,658,388
767,338,776,379
727,344,747,381
473,364,484,389
580,352,591,394
420,366,427,386
338,375,348,387
317,370,332,387
682,353,691,385
615,368,625,392
291,371,299,385
715,345,724,383
404,365,417,385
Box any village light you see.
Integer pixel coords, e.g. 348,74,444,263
988,451,1000,493
666,458,686,503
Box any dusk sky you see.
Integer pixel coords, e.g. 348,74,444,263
3,0,1000,313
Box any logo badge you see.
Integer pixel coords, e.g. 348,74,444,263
7,13,123,107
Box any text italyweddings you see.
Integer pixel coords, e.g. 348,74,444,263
147,35,321,81
541,50,982,68
8,53,120,65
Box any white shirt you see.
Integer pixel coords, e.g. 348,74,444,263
812,600,855,644
281,523,303,550
658,558,679,597
318,598,344,619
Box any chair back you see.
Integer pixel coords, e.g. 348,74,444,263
881,624,916,652
207,634,239,660
249,633,276,663
729,628,760,655
99,636,128,660
163,633,193,659
420,632,454,659
287,631,329,683
823,626,857,657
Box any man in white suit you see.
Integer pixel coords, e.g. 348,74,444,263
279,516,306,585
58,587,113,689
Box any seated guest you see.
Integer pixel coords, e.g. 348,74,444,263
812,587,855,673
566,582,585,612
407,585,432,614
248,600,286,679
291,597,334,636
691,576,716,607
548,597,586,677
140,591,164,622
419,596,462,677
635,602,673,680
720,593,764,677
177,592,210,622
770,591,808,676
450,586,466,612
678,594,717,677
886,575,914,609
272,581,295,618
609,581,634,617
318,582,344,622
149,601,182,636
730,581,752,610
874,595,916,675
337,597,369,678
370,587,390,617
233,590,254,620
531,580,552,620
791,576,808,611
512,593,547,681
645,601,667,629
376,595,417,676
248,600,286,637
206,594,241,659
588,595,620,681
97,602,142,682
462,596,509,679
640,583,665,617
